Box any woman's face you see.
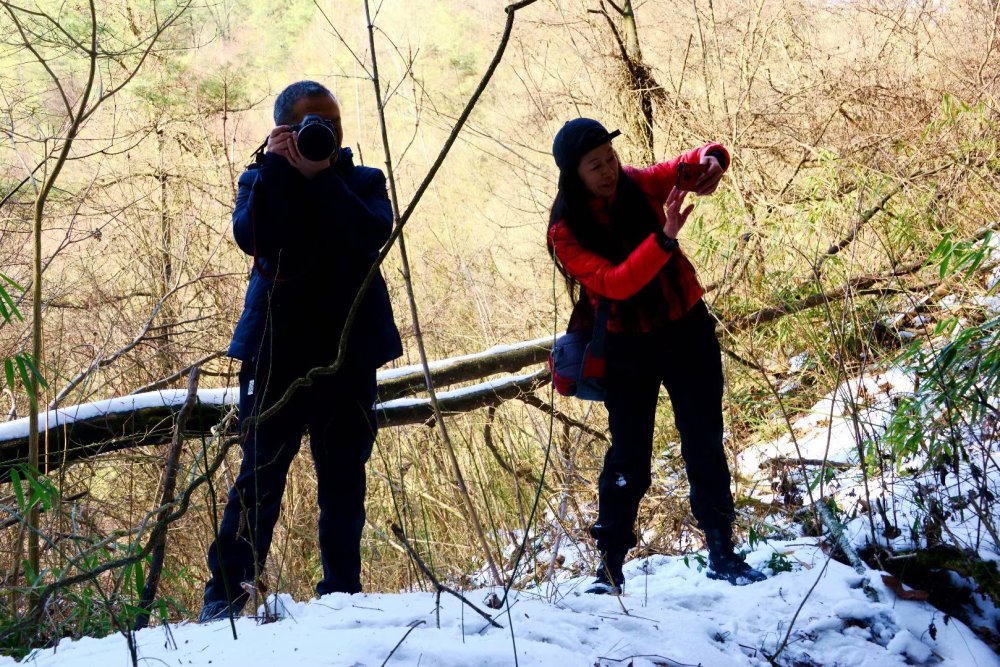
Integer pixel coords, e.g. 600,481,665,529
576,142,619,198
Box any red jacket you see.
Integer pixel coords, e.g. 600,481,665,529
548,143,729,333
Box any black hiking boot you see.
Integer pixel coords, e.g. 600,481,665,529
198,591,249,623
705,528,766,586
585,550,626,595
198,599,238,623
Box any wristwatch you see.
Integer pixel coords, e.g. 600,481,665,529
655,231,679,252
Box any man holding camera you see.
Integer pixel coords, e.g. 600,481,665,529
200,81,402,623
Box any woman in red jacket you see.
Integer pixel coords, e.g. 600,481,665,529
547,118,765,594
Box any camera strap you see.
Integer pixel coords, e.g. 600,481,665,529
250,138,267,166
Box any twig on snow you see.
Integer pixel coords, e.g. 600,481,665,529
390,523,502,630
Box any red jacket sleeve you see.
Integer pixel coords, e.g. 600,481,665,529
626,143,730,204
549,220,671,300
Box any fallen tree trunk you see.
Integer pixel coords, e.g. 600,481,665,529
377,337,552,401
0,369,550,480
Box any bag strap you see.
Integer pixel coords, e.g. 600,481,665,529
590,297,611,357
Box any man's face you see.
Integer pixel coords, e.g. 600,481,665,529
291,94,343,149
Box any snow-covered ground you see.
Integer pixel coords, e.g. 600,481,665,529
7,539,997,667
7,315,1000,665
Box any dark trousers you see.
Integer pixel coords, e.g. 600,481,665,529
204,353,378,608
590,300,736,553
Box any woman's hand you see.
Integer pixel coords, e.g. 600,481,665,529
694,154,725,195
663,187,695,239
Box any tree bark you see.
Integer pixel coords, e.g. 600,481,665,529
134,367,200,630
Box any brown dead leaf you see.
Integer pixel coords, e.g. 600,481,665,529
881,574,930,601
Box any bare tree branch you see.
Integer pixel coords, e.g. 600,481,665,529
390,523,502,629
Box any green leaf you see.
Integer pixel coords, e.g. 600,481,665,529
21,558,37,583
14,355,34,407
10,468,26,512
0,274,23,324
21,353,47,389
3,357,15,392
963,245,989,278
13,353,47,408
157,598,168,622
135,560,145,597
0,272,24,292
25,474,53,511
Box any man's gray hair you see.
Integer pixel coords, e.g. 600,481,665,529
273,80,335,126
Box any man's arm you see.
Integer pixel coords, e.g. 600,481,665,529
232,152,299,258
307,167,393,254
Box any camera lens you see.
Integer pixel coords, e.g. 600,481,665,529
296,117,337,162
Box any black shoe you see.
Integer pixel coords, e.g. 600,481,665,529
198,599,241,623
704,528,766,586
585,550,626,595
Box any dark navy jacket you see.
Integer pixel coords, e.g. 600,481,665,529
227,147,403,370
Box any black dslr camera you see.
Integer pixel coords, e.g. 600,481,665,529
289,114,339,161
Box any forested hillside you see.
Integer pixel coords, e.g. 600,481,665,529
0,0,998,663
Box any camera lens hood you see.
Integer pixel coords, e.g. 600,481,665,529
296,117,337,162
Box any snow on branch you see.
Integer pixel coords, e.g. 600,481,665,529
0,339,552,478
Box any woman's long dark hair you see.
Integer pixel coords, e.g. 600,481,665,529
548,164,678,331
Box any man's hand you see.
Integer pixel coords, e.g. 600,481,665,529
266,126,336,180
694,154,725,196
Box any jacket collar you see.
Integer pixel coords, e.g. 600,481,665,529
335,146,355,176
587,191,616,215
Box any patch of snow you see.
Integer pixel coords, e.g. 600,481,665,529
7,543,997,667
788,352,810,374
738,368,914,472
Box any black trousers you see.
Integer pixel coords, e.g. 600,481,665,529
590,300,736,553
204,352,378,607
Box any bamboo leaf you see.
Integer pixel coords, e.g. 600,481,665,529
0,276,23,323
3,358,15,391
10,468,26,512
27,477,52,511
21,353,48,389
0,291,21,322
14,355,37,409
0,273,23,292
963,245,989,278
